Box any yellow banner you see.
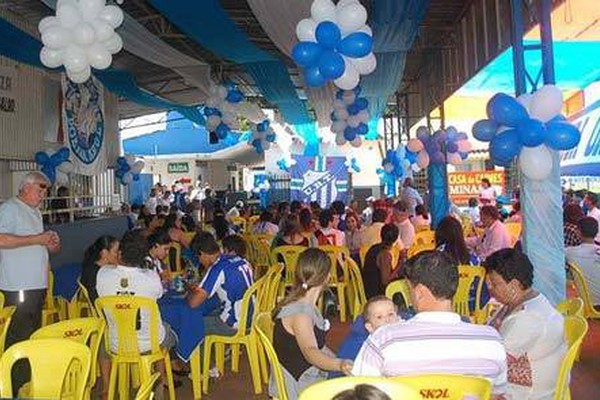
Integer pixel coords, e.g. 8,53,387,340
448,171,505,205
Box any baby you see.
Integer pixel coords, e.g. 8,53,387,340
363,296,400,334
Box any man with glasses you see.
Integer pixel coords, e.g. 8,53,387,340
0,171,60,393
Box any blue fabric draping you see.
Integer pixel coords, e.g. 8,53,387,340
0,16,205,125
149,0,317,144
52,263,82,301
428,163,450,229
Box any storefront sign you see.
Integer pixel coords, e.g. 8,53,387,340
448,171,505,205
168,162,189,173
0,66,16,113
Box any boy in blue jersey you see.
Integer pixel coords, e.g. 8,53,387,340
188,232,253,336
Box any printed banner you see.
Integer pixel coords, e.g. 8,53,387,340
61,74,107,175
0,65,16,115
290,155,348,208
448,171,505,205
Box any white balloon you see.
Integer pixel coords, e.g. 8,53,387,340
125,154,136,165
347,53,377,75
517,93,533,113
342,90,356,105
519,145,553,181
67,66,91,83
296,18,317,42
132,160,145,173
55,170,69,185
57,3,81,29
334,108,349,121
64,45,88,73
74,22,96,46
103,33,123,54
217,85,228,100
92,20,113,42
79,0,106,21
331,120,347,134
57,160,74,173
347,115,360,128
338,0,360,6
41,26,71,49
87,44,111,69
310,0,337,22
40,47,64,68
99,5,124,29
411,164,421,173
335,134,347,146
123,172,133,184
334,61,360,90
355,24,373,36
336,4,368,36
529,84,564,123
357,109,369,124
350,137,362,147
333,99,346,110
38,16,58,33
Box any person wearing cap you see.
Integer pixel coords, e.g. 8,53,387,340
226,200,245,222
362,196,376,225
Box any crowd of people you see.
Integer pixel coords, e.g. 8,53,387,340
0,171,597,399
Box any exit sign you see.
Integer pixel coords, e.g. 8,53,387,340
168,162,189,173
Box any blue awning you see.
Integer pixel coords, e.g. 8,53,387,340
560,99,600,176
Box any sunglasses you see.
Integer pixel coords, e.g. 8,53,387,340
35,183,48,190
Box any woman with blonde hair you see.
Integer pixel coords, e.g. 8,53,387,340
271,248,353,399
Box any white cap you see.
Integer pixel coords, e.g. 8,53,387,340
366,196,375,202
236,200,244,208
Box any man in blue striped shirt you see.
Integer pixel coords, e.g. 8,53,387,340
188,233,253,335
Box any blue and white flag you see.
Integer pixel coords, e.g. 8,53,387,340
290,155,348,208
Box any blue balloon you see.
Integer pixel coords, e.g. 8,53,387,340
486,93,529,127
347,103,360,116
117,156,128,167
226,89,244,103
56,147,70,162
216,122,229,139
447,142,459,153
292,41,323,67
357,123,368,135
489,128,521,165
338,32,373,58
549,114,567,124
266,133,276,142
133,173,140,182
456,132,468,141
472,119,499,142
459,151,469,160
446,126,458,140
317,50,345,80
315,21,341,49
353,86,362,96
304,66,326,87
545,121,581,150
257,121,267,132
42,166,55,183
430,151,446,164
406,150,417,163
115,169,125,179
35,151,49,165
517,118,546,147
354,97,368,110
344,127,357,141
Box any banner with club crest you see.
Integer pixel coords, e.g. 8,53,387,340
290,155,348,208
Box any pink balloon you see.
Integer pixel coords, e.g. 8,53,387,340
457,140,472,152
407,139,424,153
448,153,462,165
416,151,429,168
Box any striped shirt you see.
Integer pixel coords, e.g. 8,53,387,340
352,311,507,395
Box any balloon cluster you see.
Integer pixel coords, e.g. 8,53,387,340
345,156,360,173
249,120,276,153
204,83,243,141
472,85,581,181
39,0,124,83
293,0,376,90
407,126,472,169
115,154,144,185
276,157,297,173
331,87,369,147
35,147,73,184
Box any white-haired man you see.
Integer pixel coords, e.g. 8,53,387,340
0,171,60,393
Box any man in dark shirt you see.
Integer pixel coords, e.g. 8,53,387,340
362,223,402,299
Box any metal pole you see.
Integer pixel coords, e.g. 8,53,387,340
510,0,527,95
539,0,556,84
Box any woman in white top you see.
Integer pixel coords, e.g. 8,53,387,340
253,210,279,236
485,249,566,400
479,178,497,206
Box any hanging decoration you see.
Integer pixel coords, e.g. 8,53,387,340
407,126,473,169
472,85,581,181
344,155,360,173
115,154,144,185
293,0,376,90
276,157,296,173
39,0,124,83
249,120,276,153
330,86,369,147
252,178,270,208
204,82,243,142
34,147,74,185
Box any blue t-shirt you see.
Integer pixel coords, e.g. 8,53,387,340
199,255,253,328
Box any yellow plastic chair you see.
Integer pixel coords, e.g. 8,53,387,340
95,296,177,400
504,222,522,246
359,243,371,267
319,245,351,322
0,306,16,357
567,262,600,319
231,216,247,232
554,316,588,400
271,245,306,293
163,242,183,274
257,264,284,313
254,312,288,400
0,338,91,400
247,215,260,232
414,230,435,246
68,280,98,319
135,372,160,400
42,270,63,326
202,276,265,394
30,317,104,399
407,242,435,258
346,258,367,320
556,297,584,318
453,266,486,324
396,374,492,400
415,225,431,233
247,234,275,279
298,376,420,400
0,292,4,310
385,279,412,308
